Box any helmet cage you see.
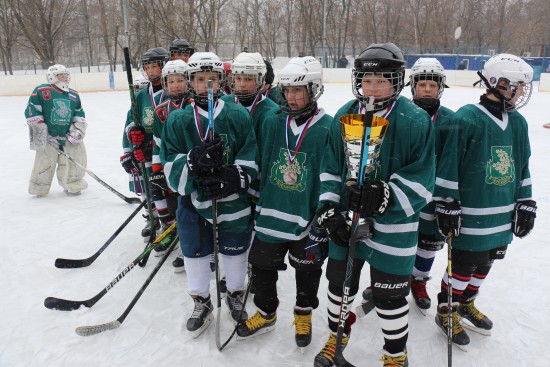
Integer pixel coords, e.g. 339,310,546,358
352,68,404,110
185,53,225,105
133,76,149,93
280,82,324,119
46,64,71,92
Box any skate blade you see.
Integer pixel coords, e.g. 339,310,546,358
236,324,276,340
173,266,186,274
190,313,214,339
226,308,248,326
460,320,492,336
300,347,305,354
437,327,469,352
414,302,429,317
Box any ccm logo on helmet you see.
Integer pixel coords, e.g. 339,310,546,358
361,61,380,68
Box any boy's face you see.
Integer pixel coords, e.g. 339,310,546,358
143,63,162,80
57,73,69,83
171,52,190,62
191,71,220,95
361,73,394,99
284,85,310,112
415,80,439,99
233,74,259,95
166,74,186,96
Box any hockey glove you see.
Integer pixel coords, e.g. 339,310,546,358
304,224,329,265
133,141,153,162
314,204,350,247
435,200,462,238
187,133,224,177
149,170,170,201
128,125,146,145
512,200,537,238
120,153,141,174
346,179,392,218
199,165,249,200
67,130,83,145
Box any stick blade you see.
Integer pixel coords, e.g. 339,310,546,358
44,296,86,311
54,257,92,269
126,197,143,204
76,320,121,336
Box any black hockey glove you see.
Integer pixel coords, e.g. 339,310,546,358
435,200,462,238
199,165,249,200
187,133,224,177
149,170,169,201
512,200,537,238
120,153,141,174
346,179,392,218
304,224,329,265
314,204,350,248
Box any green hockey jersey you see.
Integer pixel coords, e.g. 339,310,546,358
434,104,532,251
254,109,333,243
160,100,259,233
319,96,435,276
25,84,86,146
152,98,189,171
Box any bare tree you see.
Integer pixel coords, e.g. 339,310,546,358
0,0,18,74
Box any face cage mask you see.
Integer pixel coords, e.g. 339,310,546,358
52,73,71,92
352,70,404,111
141,60,165,84
187,71,224,105
162,74,187,101
499,81,532,111
280,82,323,119
229,74,264,104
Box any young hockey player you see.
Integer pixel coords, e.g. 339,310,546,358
407,58,454,311
313,43,435,367
433,53,536,348
150,59,189,266
160,52,258,337
25,64,88,196
169,38,195,62
236,57,332,350
123,47,169,243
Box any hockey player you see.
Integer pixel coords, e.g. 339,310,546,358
169,38,195,62
433,53,536,347
407,58,454,311
25,64,88,196
123,47,169,243
313,43,435,367
160,52,258,337
236,57,332,350
150,59,189,266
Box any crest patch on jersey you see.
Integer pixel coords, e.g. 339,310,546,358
269,148,307,192
142,107,155,131
486,145,515,186
157,107,167,123
50,99,71,125
42,90,51,100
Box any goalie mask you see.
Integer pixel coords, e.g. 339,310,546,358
230,52,267,104
352,43,405,111
478,53,533,110
408,58,448,109
141,47,170,84
161,60,188,100
46,64,71,92
186,52,225,105
278,56,324,118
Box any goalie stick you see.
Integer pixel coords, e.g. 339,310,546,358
44,223,176,311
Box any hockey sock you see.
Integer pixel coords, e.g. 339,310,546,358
374,297,409,355
251,266,279,314
327,281,357,334
185,255,213,298
295,268,322,309
220,252,248,293
412,248,437,278
461,262,492,302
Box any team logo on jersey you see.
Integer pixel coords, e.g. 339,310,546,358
219,134,231,165
269,148,307,191
142,107,155,130
50,99,71,125
486,145,515,186
42,90,51,100
156,107,167,123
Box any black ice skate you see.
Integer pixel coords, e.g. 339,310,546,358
225,290,248,323
172,255,185,273
411,277,431,315
313,332,350,367
435,304,470,351
458,299,493,336
153,225,177,257
293,307,312,351
141,214,160,243
236,310,276,339
355,287,375,318
187,295,213,338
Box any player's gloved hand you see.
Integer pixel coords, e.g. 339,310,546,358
346,179,392,217
120,153,141,174
199,165,248,200
66,130,84,144
149,170,169,201
304,224,329,265
128,125,146,145
314,204,350,247
187,133,224,177
512,200,537,238
133,141,153,162
435,200,462,237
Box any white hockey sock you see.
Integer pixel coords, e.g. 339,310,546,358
220,252,248,293
184,255,212,298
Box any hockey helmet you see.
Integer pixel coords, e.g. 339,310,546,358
162,60,188,100
230,52,267,103
408,58,448,108
46,64,71,92
186,52,225,104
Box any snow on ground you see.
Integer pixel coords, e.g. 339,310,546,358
1,83,549,367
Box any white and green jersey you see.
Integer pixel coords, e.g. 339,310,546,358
434,104,532,251
160,100,259,233
254,109,333,243
419,105,455,237
152,98,189,171
25,84,86,146
319,96,435,276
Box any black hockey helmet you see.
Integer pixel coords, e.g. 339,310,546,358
352,42,406,110
141,47,170,67
170,38,195,57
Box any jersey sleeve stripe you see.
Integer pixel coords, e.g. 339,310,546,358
391,173,433,204
389,182,414,217
461,204,515,215
320,173,341,182
435,177,458,190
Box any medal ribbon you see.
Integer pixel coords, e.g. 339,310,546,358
285,109,318,165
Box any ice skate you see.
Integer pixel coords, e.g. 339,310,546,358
141,214,160,243
411,277,431,315
293,306,312,351
435,304,470,351
172,255,185,273
313,332,350,367
225,290,248,323
153,225,177,257
187,295,214,338
356,287,375,318
458,299,493,336
380,350,408,367
236,310,276,340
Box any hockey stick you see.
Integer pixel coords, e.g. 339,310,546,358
75,234,178,336
44,223,176,311
55,200,146,268
122,0,156,267
446,233,453,367
50,143,141,204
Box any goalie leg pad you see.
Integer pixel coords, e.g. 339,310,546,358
28,144,58,196
28,123,48,151
58,142,88,193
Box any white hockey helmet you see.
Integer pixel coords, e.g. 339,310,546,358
186,52,225,103
230,52,267,102
278,56,324,118
162,59,188,99
479,53,533,110
409,58,448,108
46,64,71,92
133,75,149,93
